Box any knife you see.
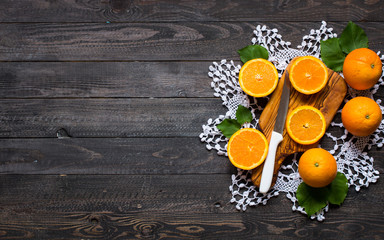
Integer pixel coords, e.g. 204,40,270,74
259,71,290,194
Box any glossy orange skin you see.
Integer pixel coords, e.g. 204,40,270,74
298,148,338,188
341,96,382,137
343,48,382,90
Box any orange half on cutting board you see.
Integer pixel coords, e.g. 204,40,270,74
286,106,326,145
289,56,328,95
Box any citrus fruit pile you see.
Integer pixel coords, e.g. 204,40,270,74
286,56,328,145
341,48,382,137
228,56,330,170
222,23,382,217
283,57,334,187
295,48,382,188
227,47,382,173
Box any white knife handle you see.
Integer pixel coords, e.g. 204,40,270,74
259,131,283,194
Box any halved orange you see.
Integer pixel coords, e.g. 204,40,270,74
238,59,279,97
227,128,269,170
286,106,326,145
289,56,328,95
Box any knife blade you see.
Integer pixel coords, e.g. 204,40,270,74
259,71,290,193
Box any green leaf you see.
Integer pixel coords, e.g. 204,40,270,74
320,38,346,72
327,172,348,205
216,119,241,139
339,21,368,54
237,45,269,63
296,182,329,216
296,172,349,216
236,105,252,125
217,105,253,138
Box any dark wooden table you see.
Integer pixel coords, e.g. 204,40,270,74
1,1,384,239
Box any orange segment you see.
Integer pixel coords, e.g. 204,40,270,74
286,106,326,145
239,58,279,97
227,128,268,170
289,56,328,95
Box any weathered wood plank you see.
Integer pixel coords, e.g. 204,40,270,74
0,174,286,214
0,174,383,214
1,211,383,239
0,22,251,61
0,174,383,239
1,98,384,152
0,138,382,175
0,62,215,98
0,0,383,23
0,22,383,61
0,138,231,174
0,98,224,138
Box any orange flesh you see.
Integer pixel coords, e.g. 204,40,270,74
241,61,277,95
228,129,268,169
291,59,327,91
289,109,324,142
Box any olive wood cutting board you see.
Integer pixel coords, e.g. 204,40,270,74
251,63,347,188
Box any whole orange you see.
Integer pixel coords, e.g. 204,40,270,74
343,48,382,90
298,148,337,188
341,96,382,137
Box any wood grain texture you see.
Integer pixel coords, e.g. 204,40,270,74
0,22,383,61
1,212,384,239
0,98,223,138
1,1,384,238
252,65,347,187
0,97,366,140
0,174,288,214
0,138,232,175
0,22,252,61
0,174,383,239
0,62,215,98
0,135,383,175
0,0,383,23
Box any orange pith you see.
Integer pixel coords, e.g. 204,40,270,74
298,148,338,188
341,96,382,137
289,56,328,95
286,106,326,145
239,59,279,97
227,128,269,170
343,48,382,90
